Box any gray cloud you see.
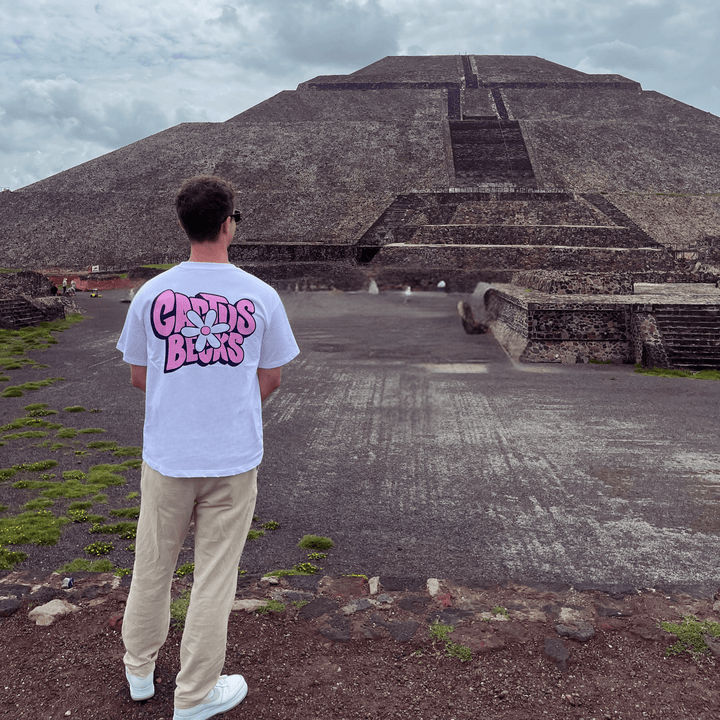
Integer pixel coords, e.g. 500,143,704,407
0,0,718,189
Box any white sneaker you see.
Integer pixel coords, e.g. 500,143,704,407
125,667,154,701
173,675,248,720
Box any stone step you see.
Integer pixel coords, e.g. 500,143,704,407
393,224,651,248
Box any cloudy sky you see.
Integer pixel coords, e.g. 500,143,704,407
2,0,718,190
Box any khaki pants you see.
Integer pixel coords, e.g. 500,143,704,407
123,462,257,709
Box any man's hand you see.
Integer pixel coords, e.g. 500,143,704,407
257,367,282,402
130,365,147,392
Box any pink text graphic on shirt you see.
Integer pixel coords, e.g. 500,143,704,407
150,290,256,372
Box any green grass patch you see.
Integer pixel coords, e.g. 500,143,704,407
56,428,78,439
120,459,142,469
0,509,68,546
3,430,48,439
86,440,118,451
298,534,334,551
262,520,280,530
23,498,54,511
78,428,105,434
57,558,114,573
64,406,86,413
90,521,137,539
247,529,265,541
85,540,113,556
1,377,64,397
264,562,321,577
170,589,191,631
68,501,93,511
635,364,720,380
256,599,285,614
0,546,28,570
23,403,58,417
125,492,139,500
112,446,142,457
1,417,62,432
661,615,720,657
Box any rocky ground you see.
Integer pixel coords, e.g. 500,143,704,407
1,569,719,719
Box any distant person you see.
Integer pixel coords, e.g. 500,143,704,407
68,280,76,296
50,284,58,296
61,277,67,295
117,175,299,720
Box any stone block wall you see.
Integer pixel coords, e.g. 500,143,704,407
512,271,634,295
485,286,633,363
630,309,669,368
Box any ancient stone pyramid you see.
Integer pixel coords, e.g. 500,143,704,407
1,55,719,289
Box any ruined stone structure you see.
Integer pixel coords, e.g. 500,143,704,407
1,55,719,365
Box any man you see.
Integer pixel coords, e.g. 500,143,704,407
116,176,299,720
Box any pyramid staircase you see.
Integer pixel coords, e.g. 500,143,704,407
654,306,720,369
0,297,47,329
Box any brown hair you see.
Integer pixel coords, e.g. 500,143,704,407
175,176,235,242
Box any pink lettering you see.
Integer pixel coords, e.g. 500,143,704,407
235,299,256,335
151,290,176,338
173,293,193,334
227,333,245,364
165,334,186,372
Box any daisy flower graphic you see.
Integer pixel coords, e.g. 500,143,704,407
180,310,230,352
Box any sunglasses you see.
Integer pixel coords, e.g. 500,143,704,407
229,210,242,223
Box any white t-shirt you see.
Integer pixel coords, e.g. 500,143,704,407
116,262,299,477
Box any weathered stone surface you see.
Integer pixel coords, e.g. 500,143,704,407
28,599,80,626
543,637,570,671
298,596,339,620
0,598,22,618
232,599,268,613
555,621,596,642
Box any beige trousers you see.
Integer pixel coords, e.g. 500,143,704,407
122,462,257,709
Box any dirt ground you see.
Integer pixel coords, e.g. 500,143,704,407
1,571,719,719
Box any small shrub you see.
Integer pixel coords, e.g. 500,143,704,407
298,534,334,551
661,615,720,657
85,541,114,556
262,520,280,530
247,529,265,541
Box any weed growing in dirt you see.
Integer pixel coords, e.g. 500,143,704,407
661,615,720,657
170,589,192,631
298,534,334,550
90,521,137,539
256,599,285,614
429,620,472,662
262,520,280,530
247,529,265,540
264,562,321,577
176,562,194,577
85,541,114,556
492,606,509,619
64,406,86,413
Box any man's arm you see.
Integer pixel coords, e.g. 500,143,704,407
130,365,147,392
257,367,282,402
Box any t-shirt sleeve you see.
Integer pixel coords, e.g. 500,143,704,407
258,300,299,369
116,297,149,366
